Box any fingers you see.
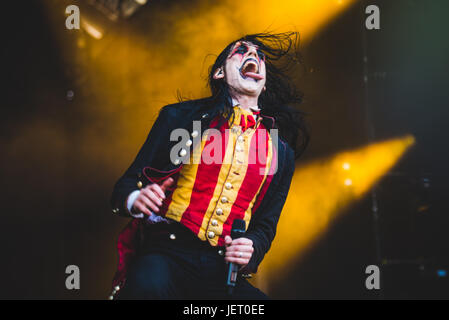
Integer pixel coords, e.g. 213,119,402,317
225,235,232,246
229,237,253,246
141,188,163,207
133,201,152,216
132,182,168,215
225,244,254,265
225,250,252,259
225,244,254,253
160,177,174,192
224,237,254,266
225,236,252,246
139,193,160,213
224,251,251,265
224,257,250,265
146,183,165,200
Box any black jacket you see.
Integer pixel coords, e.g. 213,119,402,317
111,97,295,273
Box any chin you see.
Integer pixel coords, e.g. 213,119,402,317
237,81,263,95
242,86,263,96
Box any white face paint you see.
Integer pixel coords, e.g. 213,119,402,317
214,41,266,98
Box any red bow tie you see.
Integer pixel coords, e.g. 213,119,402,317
240,110,260,131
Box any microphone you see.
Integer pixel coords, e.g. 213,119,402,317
226,219,246,295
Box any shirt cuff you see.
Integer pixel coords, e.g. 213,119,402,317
126,190,170,224
126,190,144,218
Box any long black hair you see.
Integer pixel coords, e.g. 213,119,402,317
191,32,309,159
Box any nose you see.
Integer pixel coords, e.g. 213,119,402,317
246,46,258,59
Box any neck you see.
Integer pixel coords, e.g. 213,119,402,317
230,93,259,111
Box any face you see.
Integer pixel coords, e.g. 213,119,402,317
214,41,266,98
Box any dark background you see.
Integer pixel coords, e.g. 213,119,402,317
0,0,448,299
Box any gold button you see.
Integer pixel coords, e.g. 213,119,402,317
216,208,223,215
137,181,143,189
221,197,228,203
186,139,192,147
225,182,232,190
211,219,218,226
208,231,215,239
179,149,187,157
169,234,176,240
191,130,199,138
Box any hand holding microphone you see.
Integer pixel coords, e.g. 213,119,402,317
225,219,254,295
224,235,254,267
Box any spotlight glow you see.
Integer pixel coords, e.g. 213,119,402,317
80,19,103,40
251,135,415,290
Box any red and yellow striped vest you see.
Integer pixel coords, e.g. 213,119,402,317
159,106,275,246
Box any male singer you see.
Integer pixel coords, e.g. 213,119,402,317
110,32,309,299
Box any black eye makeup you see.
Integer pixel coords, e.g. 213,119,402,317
256,49,265,61
232,44,248,56
236,45,248,54
230,43,266,62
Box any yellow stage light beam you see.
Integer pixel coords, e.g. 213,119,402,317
251,135,415,289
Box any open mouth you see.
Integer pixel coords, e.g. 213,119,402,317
239,58,264,81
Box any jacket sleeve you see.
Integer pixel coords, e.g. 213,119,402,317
244,145,295,273
110,106,175,217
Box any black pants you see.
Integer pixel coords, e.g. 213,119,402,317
118,222,268,300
